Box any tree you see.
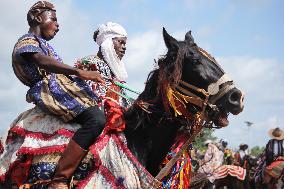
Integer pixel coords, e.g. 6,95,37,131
193,128,217,153
250,146,265,157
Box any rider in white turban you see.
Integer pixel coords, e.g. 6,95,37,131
95,22,128,81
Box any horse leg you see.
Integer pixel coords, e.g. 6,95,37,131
1,178,16,189
263,171,273,185
214,178,227,189
203,180,214,189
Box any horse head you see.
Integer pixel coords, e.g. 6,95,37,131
159,28,244,128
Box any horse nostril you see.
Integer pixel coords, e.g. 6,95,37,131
228,90,242,105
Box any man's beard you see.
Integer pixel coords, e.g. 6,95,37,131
101,37,128,81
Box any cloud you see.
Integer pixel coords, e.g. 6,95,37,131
124,30,166,91
218,56,284,104
214,56,284,148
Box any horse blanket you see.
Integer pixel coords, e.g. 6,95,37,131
212,165,246,182
265,156,284,179
0,100,161,188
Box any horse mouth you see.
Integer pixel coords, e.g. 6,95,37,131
213,111,229,127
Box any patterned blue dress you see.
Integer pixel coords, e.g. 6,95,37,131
12,33,99,122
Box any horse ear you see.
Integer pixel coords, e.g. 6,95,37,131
185,30,195,45
163,27,179,51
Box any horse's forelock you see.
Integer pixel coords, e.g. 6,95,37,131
155,42,187,111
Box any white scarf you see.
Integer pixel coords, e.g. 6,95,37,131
96,22,128,81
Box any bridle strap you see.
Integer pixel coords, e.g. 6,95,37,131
176,85,200,99
177,73,235,109
209,84,235,104
207,74,232,95
179,80,209,96
170,87,205,109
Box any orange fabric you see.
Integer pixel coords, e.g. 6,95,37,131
105,84,121,103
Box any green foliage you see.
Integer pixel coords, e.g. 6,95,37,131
250,146,265,157
193,128,217,153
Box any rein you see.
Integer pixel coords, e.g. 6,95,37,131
100,78,139,103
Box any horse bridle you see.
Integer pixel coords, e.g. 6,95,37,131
173,73,235,126
152,74,235,187
178,73,234,108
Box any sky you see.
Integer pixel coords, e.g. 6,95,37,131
0,0,283,150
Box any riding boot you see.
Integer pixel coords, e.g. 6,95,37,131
48,139,87,189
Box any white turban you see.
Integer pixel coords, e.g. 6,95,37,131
95,22,128,81
204,140,213,145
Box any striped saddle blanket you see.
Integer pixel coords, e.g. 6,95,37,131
213,165,246,181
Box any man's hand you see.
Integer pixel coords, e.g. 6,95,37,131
76,69,105,84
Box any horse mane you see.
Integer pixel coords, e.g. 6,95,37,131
124,43,187,130
156,45,185,112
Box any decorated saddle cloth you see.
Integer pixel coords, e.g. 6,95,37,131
212,165,246,182
265,156,284,179
12,33,98,122
0,100,160,189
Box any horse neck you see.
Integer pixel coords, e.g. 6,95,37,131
123,69,183,174
124,92,181,174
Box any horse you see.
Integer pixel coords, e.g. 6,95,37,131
254,154,284,189
0,28,244,188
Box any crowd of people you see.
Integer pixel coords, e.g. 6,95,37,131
189,127,284,188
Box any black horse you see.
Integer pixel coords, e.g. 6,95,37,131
124,28,244,177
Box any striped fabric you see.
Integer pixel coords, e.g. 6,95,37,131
265,139,284,166
12,33,99,122
213,165,246,181
265,157,284,179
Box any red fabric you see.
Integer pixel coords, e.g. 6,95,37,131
172,97,194,119
9,126,74,141
105,84,121,103
17,145,66,155
77,100,154,189
233,152,241,166
10,156,33,187
160,133,192,189
265,157,284,178
104,99,125,132
0,140,3,154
